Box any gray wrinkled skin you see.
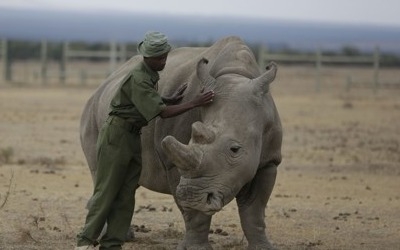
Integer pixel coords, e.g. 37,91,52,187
80,36,282,250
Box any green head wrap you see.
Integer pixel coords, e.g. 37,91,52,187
137,31,171,57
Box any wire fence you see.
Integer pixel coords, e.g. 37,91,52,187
0,39,134,86
257,46,386,92
1,39,399,92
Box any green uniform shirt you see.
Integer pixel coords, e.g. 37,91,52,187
109,61,166,128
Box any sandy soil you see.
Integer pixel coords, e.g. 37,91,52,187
0,65,399,249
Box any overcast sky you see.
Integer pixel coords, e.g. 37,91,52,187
1,0,400,27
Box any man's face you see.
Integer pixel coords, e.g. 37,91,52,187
144,53,168,71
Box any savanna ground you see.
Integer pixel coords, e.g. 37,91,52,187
0,64,399,249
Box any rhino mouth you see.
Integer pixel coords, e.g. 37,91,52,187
176,187,224,215
175,177,232,215
204,192,224,215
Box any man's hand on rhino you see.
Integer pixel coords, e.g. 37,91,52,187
192,90,214,107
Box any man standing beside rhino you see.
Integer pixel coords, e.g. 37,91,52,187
75,31,215,250
78,30,281,249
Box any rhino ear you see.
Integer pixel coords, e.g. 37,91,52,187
253,62,278,94
196,58,216,90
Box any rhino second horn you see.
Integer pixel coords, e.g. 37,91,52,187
161,135,203,171
191,121,215,144
253,61,278,93
196,57,216,90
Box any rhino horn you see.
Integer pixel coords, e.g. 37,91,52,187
196,57,216,90
191,121,215,144
253,61,278,93
161,135,203,171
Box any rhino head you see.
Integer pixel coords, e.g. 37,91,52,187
161,58,279,215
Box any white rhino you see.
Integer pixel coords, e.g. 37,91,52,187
80,36,282,250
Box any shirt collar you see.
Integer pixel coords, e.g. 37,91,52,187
141,61,160,85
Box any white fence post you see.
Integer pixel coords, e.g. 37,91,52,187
373,46,380,92
119,43,127,63
60,41,68,84
1,39,5,82
109,40,117,73
315,47,322,92
258,45,267,70
1,39,11,82
41,40,48,85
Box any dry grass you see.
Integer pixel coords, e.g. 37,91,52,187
0,65,399,249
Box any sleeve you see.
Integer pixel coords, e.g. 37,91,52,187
130,74,166,122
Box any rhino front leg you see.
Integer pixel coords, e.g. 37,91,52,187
178,210,213,250
236,165,277,250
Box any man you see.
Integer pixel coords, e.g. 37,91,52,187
76,31,214,250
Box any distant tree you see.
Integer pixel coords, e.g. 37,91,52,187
380,53,400,67
341,45,361,56
8,40,40,60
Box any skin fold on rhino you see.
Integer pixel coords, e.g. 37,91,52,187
80,36,282,250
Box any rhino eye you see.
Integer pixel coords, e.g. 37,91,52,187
230,145,241,154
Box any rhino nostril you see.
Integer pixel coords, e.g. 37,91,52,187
206,193,213,204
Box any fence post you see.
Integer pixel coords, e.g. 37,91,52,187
258,44,267,70
60,41,68,84
41,40,48,85
109,41,117,73
1,39,5,82
315,47,322,92
2,39,12,82
119,43,127,63
373,46,380,93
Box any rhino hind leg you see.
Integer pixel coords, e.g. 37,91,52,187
236,165,277,250
178,210,213,250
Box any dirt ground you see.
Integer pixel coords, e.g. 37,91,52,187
0,65,399,250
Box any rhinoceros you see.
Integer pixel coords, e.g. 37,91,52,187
80,36,282,250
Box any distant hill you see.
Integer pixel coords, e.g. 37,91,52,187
1,7,400,54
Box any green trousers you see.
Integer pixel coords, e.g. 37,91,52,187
77,116,142,250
